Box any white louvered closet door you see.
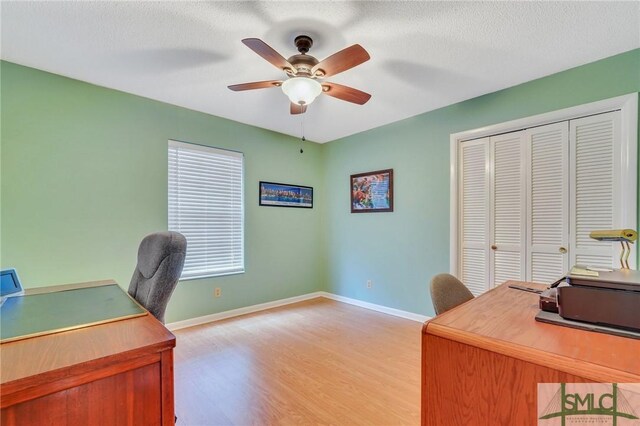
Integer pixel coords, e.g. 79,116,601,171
490,131,526,287
526,122,569,284
459,138,490,296
570,111,624,269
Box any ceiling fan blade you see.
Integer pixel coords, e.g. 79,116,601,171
322,82,371,105
290,103,307,115
228,80,282,91
242,38,295,73
311,44,370,78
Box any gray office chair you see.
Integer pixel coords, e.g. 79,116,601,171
430,273,474,315
128,231,187,323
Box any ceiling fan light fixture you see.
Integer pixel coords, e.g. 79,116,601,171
281,77,322,105
231,37,371,114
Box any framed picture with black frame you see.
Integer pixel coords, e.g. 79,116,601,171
259,181,313,209
350,169,393,213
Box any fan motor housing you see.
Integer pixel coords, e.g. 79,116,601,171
286,54,319,77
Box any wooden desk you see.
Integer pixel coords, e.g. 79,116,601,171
0,280,176,426
421,281,640,425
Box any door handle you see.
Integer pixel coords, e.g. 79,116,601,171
559,247,567,254
491,245,497,250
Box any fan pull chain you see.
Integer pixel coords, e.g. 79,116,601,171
300,109,305,154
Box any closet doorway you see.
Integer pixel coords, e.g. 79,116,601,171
450,94,638,295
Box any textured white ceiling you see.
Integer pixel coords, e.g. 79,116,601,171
2,1,639,143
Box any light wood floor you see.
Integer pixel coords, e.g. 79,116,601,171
173,297,422,425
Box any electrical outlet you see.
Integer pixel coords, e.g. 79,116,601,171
366,280,372,289
214,287,222,298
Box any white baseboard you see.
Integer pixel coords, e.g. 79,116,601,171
318,292,431,323
166,291,431,331
166,291,324,331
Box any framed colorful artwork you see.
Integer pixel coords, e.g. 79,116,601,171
350,169,393,213
259,181,313,208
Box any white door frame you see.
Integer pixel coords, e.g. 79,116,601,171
450,93,638,276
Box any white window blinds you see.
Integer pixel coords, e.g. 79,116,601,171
168,140,244,279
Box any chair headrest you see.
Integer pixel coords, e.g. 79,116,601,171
137,231,187,279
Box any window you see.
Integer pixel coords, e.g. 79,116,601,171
168,140,244,279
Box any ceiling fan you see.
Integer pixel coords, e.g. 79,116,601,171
228,35,371,114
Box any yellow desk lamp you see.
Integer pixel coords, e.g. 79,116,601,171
589,229,637,269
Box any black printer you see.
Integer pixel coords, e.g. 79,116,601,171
552,268,640,332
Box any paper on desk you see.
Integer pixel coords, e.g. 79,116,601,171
570,265,599,277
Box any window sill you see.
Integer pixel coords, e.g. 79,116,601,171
179,270,245,281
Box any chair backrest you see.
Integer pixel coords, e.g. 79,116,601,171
430,273,474,315
128,231,187,323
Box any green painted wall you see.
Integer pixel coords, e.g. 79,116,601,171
2,49,639,323
323,48,640,317
0,61,326,323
